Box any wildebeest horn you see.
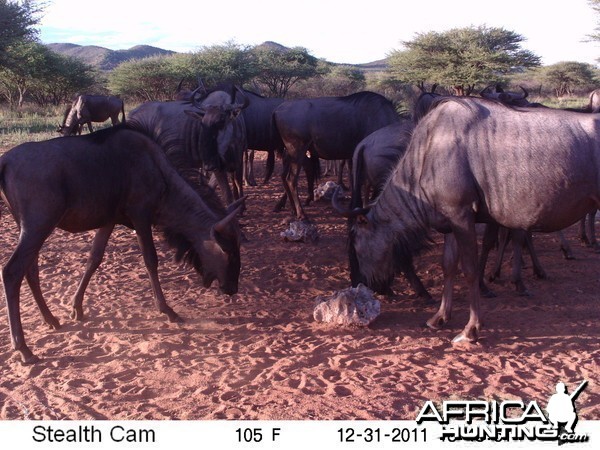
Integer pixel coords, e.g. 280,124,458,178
226,195,247,215
331,187,369,218
479,84,495,97
213,197,247,234
232,86,250,110
189,86,204,108
518,85,528,99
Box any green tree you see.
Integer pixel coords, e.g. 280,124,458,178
387,26,541,95
540,61,599,97
29,52,96,106
109,55,181,101
252,45,319,97
0,0,40,65
0,40,55,107
188,42,256,86
293,62,366,97
587,0,600,43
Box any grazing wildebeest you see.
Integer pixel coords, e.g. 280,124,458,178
0,126,244,364
273,91,399,220
128,85,249,205
58,94,125,136
336,96,600,343
349,119,432,302
351,121,413,209
479,85,535,107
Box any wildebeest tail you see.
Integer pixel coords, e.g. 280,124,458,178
263,149,275,185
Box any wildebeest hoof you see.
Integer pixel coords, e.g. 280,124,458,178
534,270,548,280
47,318,62,330
167,312,184,323
452,334,478,348
20,350,40,365
425,316,446,330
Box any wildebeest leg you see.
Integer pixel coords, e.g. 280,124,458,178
580,210,599,251
284,158,307,220
3,227,55,364
524,232,547,280
243,149,257,186
490,226,510,281
274,157,291,212
213,170,235,205
337,159,352,190
398,254,433,302
453,219,481,343
231,167,244,202
304,155,317,206
478,223,497,298
133,222,182,323
509,230,530,296
86,122,93,133
426,233,459,330
557,230,575,260
71,224,115,320
26,257,61,330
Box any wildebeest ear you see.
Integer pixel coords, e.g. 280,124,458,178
230,108,243,119
184,109,205,120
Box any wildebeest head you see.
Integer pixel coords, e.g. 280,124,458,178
165,193,245,295
480,84,530,106
183,86,249,170
204,196,245,295
332,189,396,294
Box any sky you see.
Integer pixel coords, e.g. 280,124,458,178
37,0,600,66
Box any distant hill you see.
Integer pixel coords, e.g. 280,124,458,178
46,43,175,70
357,58,389,72
46,41,387,72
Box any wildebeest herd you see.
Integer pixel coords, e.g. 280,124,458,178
1,83,600,364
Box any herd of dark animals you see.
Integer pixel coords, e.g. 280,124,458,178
1,82,600,363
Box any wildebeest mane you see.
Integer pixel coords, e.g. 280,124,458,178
110,123,230,274
341,91,396,109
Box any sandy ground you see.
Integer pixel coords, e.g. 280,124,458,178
0,156,598,420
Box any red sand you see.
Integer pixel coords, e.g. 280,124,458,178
0,158,598,420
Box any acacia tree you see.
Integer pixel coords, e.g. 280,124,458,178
29,52,96,106
252,45,319,97
0,40,56,107
387,26,541,95
109,56,181,101
540,61,598,97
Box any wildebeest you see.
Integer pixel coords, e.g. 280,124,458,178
479,84,533,107
349,119,432,301
273,91,399,220
239,89,284,186
128,85,249,205
0,126,244,364
58,94,125,136
337,96,600,343
351,121,413,209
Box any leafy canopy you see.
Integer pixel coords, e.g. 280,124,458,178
387,25,541,95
